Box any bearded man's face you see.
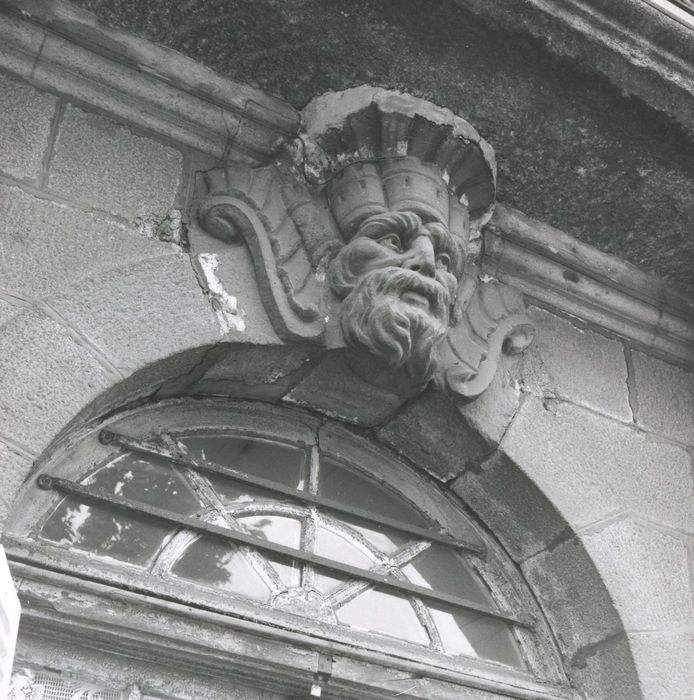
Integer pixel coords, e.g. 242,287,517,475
329,211,465,381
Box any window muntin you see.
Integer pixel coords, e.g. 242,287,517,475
36,427,525,669
6,400,576,696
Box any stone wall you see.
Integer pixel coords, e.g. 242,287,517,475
1,54,693,700
0,68,225,519
453,306,694,700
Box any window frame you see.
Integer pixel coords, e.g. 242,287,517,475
4,399,574,700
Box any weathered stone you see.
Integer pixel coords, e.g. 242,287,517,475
378,388,490,481
628,631,694,700
195,91,533,404
71,0,694,293
194,343,322,401
0,299,23,329
499,395,693,533
0,73,56,181
452,449,570,562
0,183,162,300
48,253,220,375
631,350,694,446
524,306,631,421
582,519,693,631
285,351,407,427
0,441,33,531
0,307,114,454
521,537,624,658
189,226,282,345
456,355,522,445
567,633,641,700
48,105,182,220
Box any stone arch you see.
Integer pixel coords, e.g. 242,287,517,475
3,330,642,698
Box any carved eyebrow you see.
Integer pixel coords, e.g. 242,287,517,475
422,223,465,273
421,223,454,253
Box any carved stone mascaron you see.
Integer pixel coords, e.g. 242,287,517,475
194,87,535,400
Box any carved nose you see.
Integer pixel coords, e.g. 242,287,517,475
403,237,436,277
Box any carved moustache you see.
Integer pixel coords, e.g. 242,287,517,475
360,266,452,322
340,267,451,379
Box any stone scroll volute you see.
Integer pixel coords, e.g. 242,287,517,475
193,87,535,401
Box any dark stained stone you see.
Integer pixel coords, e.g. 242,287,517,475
71,0,694,294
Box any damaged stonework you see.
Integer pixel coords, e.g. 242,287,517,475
191,87,535,402
194,253,246,335
135,208,188,249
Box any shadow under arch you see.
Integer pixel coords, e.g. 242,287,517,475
3,342,642,700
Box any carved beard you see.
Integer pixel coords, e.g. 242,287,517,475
340,267,451,381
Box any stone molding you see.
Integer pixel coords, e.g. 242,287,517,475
454,0,694,139
1,0,690,371
195,88,535,400
0,0,299,162
484,205,694,368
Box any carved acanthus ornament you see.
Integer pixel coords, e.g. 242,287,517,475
195,87,534,400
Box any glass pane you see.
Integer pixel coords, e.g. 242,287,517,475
40,496,173,566
401,545,493,607
237,514,301,548
84,453,202,515
171,536,269,601
319,457,428,526
314,526,374,570
267,554,302,588
237,514,303,588
313,569,350,595
429,604,525,668
179,435,306,489
335,514,407,555
337,588,429,645
203,476,280,506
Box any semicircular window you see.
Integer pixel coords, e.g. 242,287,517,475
12,403,543,676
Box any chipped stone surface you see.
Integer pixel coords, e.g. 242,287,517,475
499,396,694,533
48,105,182,220
0,307,113,454
525,307,631,421
582,519,693,631
0,183,162,301
188,224,281,345
631,351,694,446
196,253,246,335
48,253,220,375
0,73,56,181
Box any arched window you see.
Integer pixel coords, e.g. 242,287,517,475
5,401,570,699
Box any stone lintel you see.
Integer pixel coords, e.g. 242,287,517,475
483,205,694,370
0,0,300,163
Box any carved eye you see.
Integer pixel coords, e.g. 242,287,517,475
436,253,451,271
378,233,403,252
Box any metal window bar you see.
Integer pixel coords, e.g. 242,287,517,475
99,429,485,556
36,473,533,629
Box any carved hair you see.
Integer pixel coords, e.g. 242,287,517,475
340,267,450,380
